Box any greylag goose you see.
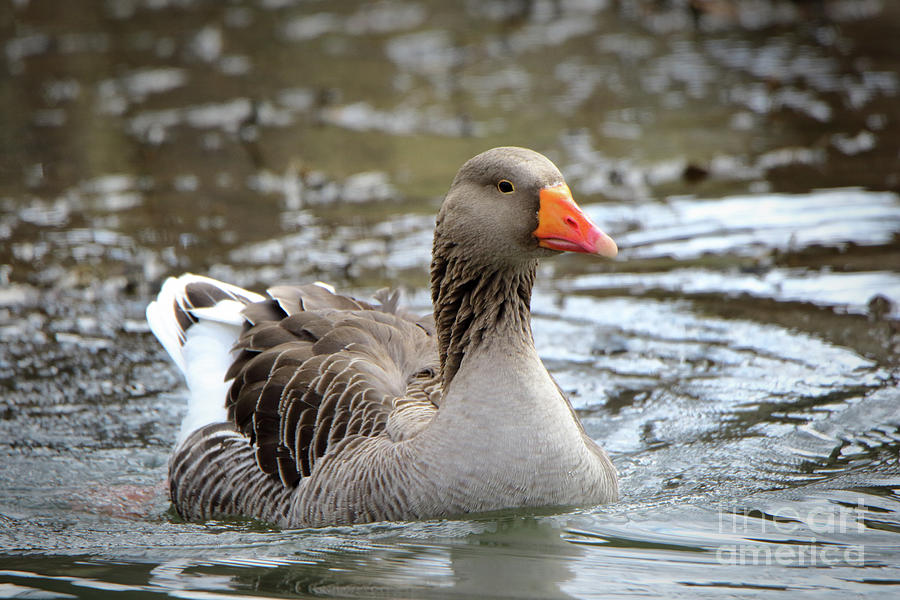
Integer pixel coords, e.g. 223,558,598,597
147,147,619,527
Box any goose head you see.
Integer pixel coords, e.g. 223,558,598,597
435,146,618,268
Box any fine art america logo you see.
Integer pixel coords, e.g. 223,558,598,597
715,500,867,566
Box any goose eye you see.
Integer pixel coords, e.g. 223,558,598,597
497,180,515,194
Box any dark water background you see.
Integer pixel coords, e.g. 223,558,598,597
1,0,899,598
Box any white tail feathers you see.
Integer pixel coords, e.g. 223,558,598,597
146,274,264,444
175,320,239,442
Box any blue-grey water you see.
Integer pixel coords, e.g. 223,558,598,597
1,1,899,598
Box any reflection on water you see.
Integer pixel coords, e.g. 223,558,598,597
1,0,899,598
3,490,900,598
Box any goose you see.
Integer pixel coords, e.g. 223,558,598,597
146,146,619,527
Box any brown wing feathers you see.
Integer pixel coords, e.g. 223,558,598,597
224,284,439,489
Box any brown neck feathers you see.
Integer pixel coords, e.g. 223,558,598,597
430,238,536,389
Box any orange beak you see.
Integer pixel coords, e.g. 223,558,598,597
533,183,618,257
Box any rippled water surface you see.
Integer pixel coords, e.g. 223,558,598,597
1,1,899,598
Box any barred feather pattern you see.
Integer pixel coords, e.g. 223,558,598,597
287,435,429,526
166,280,440,523
169,423,293,523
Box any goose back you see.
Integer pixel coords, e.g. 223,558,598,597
160,277,441,521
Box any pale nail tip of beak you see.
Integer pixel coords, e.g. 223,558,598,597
596,238,618,258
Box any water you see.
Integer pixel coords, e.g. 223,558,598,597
1,0,899,597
